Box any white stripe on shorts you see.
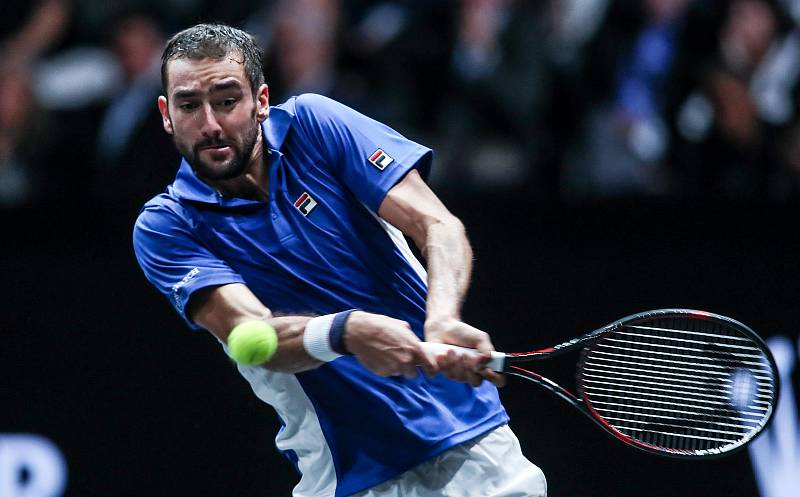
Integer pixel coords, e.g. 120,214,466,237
351,425,546,497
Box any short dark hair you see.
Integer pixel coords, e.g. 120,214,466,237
160,23,264,97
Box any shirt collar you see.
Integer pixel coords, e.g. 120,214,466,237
170,103,295,207
264,102,294,153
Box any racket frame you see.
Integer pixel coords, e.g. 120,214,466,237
500,309,780,459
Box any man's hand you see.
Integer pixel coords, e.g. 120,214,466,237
344,311,438,379
424,318,506,387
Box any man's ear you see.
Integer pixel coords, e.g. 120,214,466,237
157,96,174,134
256,84,270,122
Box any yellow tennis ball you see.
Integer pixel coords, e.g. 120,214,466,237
227,321,278,366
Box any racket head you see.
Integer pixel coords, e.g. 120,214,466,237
576,309,779,458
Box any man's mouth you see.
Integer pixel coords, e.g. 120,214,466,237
199,143,230,150
198,143,233,160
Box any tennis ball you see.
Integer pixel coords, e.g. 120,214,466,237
227,321,278,366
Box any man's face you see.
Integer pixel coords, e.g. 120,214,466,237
158,56,267,181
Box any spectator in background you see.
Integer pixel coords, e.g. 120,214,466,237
0,0,70,71
4,0,800,207
93,12,177,210
434,0,554,192
249,0,454,137
760,1,800,200
562,0,694,199
342,1,454,135
0,0,69,207
670,0,795,199
0,68,49,206
540,0,612,194
546,0,611,67
257,0,343,102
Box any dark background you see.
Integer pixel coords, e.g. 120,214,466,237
4,0,800,494
3,197,797,496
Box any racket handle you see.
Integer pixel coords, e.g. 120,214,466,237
420,342,506,372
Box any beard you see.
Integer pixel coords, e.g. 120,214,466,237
174,116,260,182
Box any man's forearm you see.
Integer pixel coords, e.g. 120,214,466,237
422,216,473,323
188,284,324,373
190,283,433,376
267,312,439,378
260,316,322,372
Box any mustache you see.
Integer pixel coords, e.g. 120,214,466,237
196,138,231,149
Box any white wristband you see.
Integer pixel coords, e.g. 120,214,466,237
303,314,342,362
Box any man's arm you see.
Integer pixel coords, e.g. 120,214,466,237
188,283,437,377
188,283,314,372
378,169,505,387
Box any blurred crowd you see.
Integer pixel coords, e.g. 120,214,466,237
3,0,800,212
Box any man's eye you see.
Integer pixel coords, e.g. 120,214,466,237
222,98,237,107
179,102,198,111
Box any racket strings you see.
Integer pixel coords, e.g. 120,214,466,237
579,316,776,455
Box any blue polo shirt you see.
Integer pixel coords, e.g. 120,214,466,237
133,94,507,497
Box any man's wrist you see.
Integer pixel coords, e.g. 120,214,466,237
425,314,460,323
303,310,357,362
424,315,460,333
329,309,356,355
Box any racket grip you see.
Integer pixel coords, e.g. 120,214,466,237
420,342,506,372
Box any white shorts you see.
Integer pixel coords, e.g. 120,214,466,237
351,425,546,497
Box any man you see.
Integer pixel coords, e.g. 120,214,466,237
133,23,545,497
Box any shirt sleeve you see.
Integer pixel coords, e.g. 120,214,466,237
132,203,245,329
292,94,433,213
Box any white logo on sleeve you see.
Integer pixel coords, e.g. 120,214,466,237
368,149,393,170
171,267,200,310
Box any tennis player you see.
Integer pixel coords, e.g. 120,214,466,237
133,23,546,497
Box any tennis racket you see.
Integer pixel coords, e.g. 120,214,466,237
421,309,779,458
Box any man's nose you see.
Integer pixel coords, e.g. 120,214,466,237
199,104,222,137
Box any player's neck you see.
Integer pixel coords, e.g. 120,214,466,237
214,133,270,202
